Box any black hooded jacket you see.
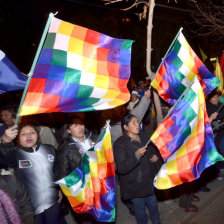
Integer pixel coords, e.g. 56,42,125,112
113,132,162,200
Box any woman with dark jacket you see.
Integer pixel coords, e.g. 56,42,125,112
113,114,162,224
56,117,95,180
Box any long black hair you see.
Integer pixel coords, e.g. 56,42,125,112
121,114,137,135
57,117,85,151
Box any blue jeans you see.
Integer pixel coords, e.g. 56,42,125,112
131,194,160,224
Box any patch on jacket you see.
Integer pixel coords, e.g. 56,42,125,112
48,154,54,162
19,160,32,168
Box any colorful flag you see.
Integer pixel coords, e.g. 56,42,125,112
151,32,220,105
199,47,208,63
213,59,223,92
55,123,116,222
20,16,133,115
0,50,27,94
219,52,224,78
151,78,223,189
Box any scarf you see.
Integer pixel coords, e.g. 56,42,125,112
0,189,21,224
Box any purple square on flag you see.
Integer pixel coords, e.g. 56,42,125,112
44,79,63,95
57,96,85,108
38,49,53,65
198,64,208,76
106,176,115,189
32,64,50,78
47,65,66,81
111,39,123,49
166,140,179,155
99,33,113,49
120,49,131,65
107,49,120,63
168,122,180,137
100,190,116,210
191,166,200,179
61,82,79,98
119,65,130,79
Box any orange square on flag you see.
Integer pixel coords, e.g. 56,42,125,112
71,25,87,41
23,92,43,106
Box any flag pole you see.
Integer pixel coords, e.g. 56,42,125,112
14,13,54,126
148,27,183,91
145,76,196,147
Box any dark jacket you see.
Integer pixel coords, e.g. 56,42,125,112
113,132,162,200
56,137,83,180
0,174,34,224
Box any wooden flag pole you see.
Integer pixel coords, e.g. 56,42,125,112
14,13,54,126
148,27,183,91
145,76,196,147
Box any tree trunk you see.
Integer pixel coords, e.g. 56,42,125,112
146,0,163,125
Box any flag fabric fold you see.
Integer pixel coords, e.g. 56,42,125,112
151,32,220,105
219,52,224,80
213,59,223,92
151,78,223,189
55,123,116,222
0,50,27,94
20,16,133,116
199,47,208,63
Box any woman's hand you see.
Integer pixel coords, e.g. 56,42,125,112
2,126,18,143
58,190,63,203
209,112,218,123
136,146,147,158
150,154,158,163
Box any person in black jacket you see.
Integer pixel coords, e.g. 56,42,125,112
56,117,95,180
113,114,162,224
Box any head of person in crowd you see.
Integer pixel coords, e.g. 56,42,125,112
60,116,85,144
130,91,139,103
0,106,17,127
17,124,40,148
121,114,139,138
138,80,145,90
207,89,220,106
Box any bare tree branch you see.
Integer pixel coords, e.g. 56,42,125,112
189,0,224,39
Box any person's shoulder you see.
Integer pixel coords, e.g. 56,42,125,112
114,135,129,145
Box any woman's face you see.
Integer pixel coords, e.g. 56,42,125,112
68,123,85,141
131,94,138,102
19,126,38,148
124,116,140,136
209,94,219,105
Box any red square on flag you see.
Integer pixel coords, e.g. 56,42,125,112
28,78,46,93
85,29,100,45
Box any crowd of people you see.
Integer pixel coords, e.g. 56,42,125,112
0,79,223,224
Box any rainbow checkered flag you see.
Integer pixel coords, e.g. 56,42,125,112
151,32,220,105
20,15,133,115
151,78,223,189
55,122,116,222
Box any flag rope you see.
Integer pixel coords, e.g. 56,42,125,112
15,13,54,126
